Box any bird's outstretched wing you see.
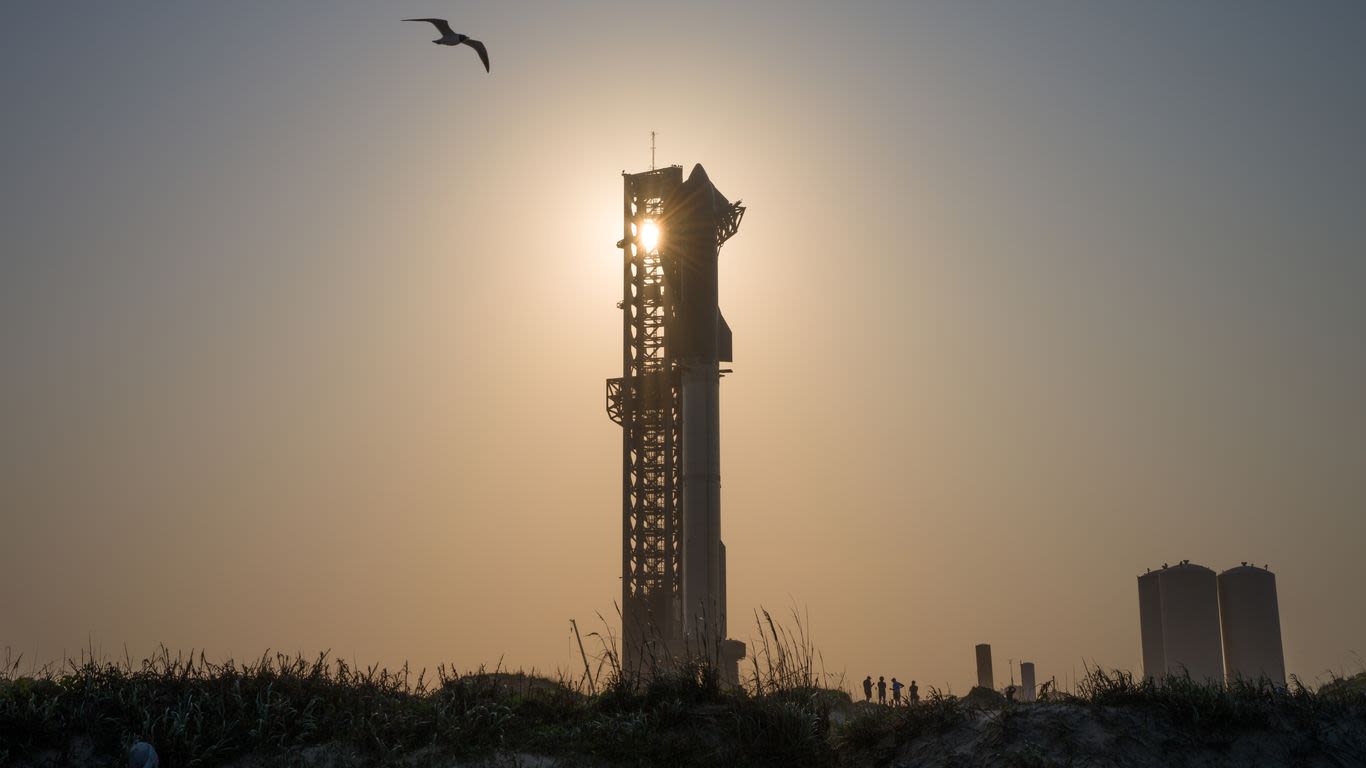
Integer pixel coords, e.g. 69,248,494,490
462,38,490,73
404,18,455,37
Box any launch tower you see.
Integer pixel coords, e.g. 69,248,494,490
605,164,746,682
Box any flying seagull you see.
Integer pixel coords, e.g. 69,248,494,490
404,19,490,73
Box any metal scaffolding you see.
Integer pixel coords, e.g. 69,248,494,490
607,167,685,668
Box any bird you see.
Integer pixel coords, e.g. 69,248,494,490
404,18,490,73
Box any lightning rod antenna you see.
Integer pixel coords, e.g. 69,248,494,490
650,131,656,170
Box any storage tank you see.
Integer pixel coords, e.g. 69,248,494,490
1157,562,1224,683
1020,662,1036,702
1218,564,1286,685
975,644,994,690
1137,569,1166,681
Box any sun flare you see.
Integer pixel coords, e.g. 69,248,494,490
638,219,660,252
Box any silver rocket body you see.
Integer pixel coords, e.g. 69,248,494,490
681,361,723,644
667,164,730,652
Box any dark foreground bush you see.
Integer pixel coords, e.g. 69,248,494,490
4,655,1364,768
0,650,847,767
830,670,1366,768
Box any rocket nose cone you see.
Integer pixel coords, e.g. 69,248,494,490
687,164,710,185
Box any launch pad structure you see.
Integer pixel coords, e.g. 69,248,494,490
605,163,747,683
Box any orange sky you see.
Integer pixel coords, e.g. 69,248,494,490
3,2,1365,693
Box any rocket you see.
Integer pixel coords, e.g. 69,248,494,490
664,164,736,649
607,162,745,682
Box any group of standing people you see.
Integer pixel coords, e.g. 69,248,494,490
862,675,918,706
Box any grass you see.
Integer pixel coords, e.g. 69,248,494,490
4,639,1364,767
1,648,525,765
828,668,1366,768
0,611,849,767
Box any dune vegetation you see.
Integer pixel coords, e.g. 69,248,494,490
3,627,1364,767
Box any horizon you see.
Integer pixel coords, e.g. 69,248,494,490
3,1,1364,696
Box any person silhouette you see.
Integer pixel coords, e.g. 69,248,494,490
862,675,873,702
909,679,920,704
877,675,887,704
891,677,904,705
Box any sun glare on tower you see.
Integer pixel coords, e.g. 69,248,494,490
638,219,660,252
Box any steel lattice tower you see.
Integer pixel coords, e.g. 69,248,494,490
607,167,685,669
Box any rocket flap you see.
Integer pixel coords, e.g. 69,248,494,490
718,310,732,362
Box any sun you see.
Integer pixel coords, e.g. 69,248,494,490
638,219,660,252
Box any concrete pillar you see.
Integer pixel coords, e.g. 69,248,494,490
975,644,994,690
1020,662,1036,701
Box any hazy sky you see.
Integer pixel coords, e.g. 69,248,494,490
4,2,1364,693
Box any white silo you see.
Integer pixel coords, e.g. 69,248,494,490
1020,662,1037,701
1157,561,1224,683
1137,569,1166,681
1218,564,1286,685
